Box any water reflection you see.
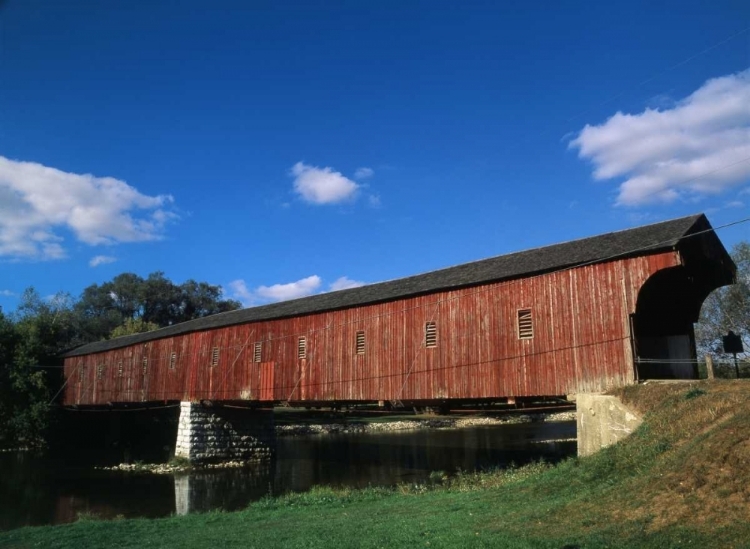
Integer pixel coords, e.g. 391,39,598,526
0,421,575,530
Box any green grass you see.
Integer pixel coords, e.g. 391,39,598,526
3,380,749,549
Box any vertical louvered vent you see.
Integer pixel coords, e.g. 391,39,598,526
254,342,262,363
211,347,219,367
117,361,123,377
97,364,104,380
298,337,307,359
169,352,177,370
425,321,437,348
356,331,365,355
142,358,148,375
78,364,85,383
518,309,534,339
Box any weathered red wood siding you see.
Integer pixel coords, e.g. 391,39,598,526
63,252,680,405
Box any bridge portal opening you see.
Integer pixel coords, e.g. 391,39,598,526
633,245,735,380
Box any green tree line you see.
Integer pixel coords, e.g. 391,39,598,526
0,273,240,447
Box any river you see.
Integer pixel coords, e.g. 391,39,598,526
0,420,575,531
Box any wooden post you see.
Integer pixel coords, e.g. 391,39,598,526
705,355,715,380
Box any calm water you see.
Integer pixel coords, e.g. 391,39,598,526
0,421,575,531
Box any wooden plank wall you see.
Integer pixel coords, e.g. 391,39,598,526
63,252,679,405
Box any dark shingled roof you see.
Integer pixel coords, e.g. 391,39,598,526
65,213,707,357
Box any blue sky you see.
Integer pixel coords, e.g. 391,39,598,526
1,0,749,310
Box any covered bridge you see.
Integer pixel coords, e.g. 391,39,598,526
62,213,735,408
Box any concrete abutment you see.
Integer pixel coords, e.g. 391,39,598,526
576,393,642,457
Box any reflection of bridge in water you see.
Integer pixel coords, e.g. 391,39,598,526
173,422,576,515
61,214,735,461
0,415,578,528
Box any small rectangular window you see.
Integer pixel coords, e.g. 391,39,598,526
142,358,148,375
425,321,437,348
211,347,219,367
355,331,365,355
117,361,123,377
254,342,262,363
298,337,307,359
97,364,104,380
169,352,177,370
518,309,534,339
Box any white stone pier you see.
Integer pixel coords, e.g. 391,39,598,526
175,402,275,463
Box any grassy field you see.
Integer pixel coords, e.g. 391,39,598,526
2,380,749,549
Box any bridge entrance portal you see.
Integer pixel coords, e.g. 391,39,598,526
633,251,734,380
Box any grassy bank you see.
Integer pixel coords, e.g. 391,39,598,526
3,380,749,549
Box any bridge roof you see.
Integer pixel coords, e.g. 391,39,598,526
65,213,709,357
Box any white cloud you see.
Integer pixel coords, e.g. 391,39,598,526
368,194,382,208
229,275,367,305
0,290,15,297
257,275,322,302
329,276,366,291
89,255,117,267
0,156,177,259
570,70,750,206
229,275,322,305
227,279,254,305
290,162,360,204
354,167,374,180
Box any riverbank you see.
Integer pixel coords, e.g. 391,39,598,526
3,380,748,548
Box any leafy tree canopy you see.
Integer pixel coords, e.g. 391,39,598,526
75,271,241,341
110,318,161,339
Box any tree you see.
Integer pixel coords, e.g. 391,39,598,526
110,318,160,339
141,272,182,326
0,289,79,446
75,272,242,339
695,241,750,358
75,280,131,341
0,308,21,445
175,279,241,324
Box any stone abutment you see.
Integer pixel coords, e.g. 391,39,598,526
175,402,275,463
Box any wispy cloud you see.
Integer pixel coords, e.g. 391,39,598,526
227,280,255,305
229,275,368,306
368,194,382,208
329,276,366,291
354,167,374,180
229,276,322,305
0,156,178,260
256,275,322,302
570,69,750,206
644,92,677,110
290,162,360,205
89,255,117,267
0,290,16,297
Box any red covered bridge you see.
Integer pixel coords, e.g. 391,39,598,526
62,214,735,408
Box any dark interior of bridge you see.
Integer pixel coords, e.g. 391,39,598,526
633,227,736,380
